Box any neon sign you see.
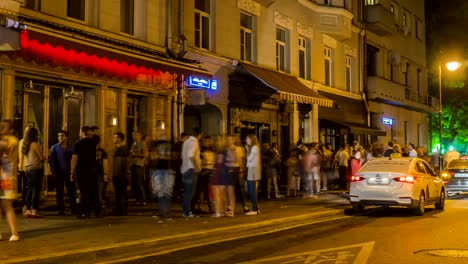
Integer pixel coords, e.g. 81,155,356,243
188,76,217,90
381,117,393,125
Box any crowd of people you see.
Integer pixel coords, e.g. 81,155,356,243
0,119,438,242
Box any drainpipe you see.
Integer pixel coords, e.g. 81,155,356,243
166,0,172,48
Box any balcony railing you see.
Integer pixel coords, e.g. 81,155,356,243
367,76,438,112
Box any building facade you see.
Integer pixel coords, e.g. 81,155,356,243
363,0,436,151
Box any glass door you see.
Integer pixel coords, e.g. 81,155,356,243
64,91,84,146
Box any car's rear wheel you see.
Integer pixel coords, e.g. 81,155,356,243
352,204,365,215
435,189,445,210
413,191,425,216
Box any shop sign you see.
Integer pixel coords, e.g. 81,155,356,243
381,117,393,125
187,76,217,90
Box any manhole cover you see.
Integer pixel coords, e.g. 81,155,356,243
415,249,468,258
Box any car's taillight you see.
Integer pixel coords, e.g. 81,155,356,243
394,175,416,183
441,171,455,179
351,175,364,182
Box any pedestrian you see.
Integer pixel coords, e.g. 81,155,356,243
321,144,334,191
93,135,108,211
408,143,418,158
227,136,248,213
302,144,320,199
193,136,214,215
264,143,281,199
351,143,365,176
22,127,45,218
71,126,99,219
172,133,188,202
382,141,396,157
0,120,20,241
49,130,77,216
130,131,148,206
110,132,129,216
245,134,261,216
210,137,229,218
180,128,202,218
18,127,29,216
149,138,174,221
335,144,350,190
285,149,299,197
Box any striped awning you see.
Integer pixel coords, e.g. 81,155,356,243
239,63,333,108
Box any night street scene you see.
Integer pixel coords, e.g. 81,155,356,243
2,0,468,263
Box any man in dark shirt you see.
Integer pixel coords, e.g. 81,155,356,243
71,126,98,219
49,130,76,215
112,132,129,216
383,141,396,157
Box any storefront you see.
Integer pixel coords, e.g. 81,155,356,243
318,91,386,150
229,63,333,154
0,28,211,193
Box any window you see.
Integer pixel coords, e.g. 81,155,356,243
403,13,407,27
415,19,423,40
346,56,352,91
276,27,288,73
298,37,310,80
417,68,422,96
240,13,254,62
404,62,410,86
324,47,333,87
365,0,379,5
121,0,134,35
367,45,378,76
67,0,85,21
24,0,41,10
390,4,394,14
195,0,211,50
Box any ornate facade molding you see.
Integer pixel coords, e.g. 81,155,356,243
297,22,313,39
322,34,337,49
320,14,338,26
344,44,357,57
237,0,261,16
274,11,292,30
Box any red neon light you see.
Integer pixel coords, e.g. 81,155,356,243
19,30,166,81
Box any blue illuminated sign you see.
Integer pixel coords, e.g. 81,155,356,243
210,80,217,90
188,76,210,89
187,76,217,90
381,117,393,125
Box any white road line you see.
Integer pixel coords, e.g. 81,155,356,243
4,210,342,264
96,215,352,264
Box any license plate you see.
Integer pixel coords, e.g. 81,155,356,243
455,173,468,178
368,178,390,185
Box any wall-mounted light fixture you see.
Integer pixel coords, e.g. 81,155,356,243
107,115,118,127
157,120,165,130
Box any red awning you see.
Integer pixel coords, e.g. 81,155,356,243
18,30,212,81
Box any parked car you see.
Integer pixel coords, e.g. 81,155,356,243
441,158,468,197
349,156,445,216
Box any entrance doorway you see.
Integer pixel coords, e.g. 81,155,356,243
183,103,222,137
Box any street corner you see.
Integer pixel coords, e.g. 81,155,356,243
238,241,375,264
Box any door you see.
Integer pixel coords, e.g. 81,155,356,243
126,96,141,149
64,92,84,145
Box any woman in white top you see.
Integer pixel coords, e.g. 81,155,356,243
22,127,44,218
245,135,260,215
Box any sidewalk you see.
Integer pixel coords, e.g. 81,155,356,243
0,193,350,263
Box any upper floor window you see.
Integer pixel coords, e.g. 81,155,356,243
67,0,85,21
240,13,254,62
365,0,379,6
195,0,211,50
276,27,289,73
367,45,379,76
417,68,423,96
390,5,394,14
346,56,352,91
415,19,423,40
403,62,410,86
324,47,334,87
298,36,310,80
121,0,134,35
403,13,407,27
24,0,41,10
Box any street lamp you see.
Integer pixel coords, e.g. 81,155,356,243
438,61,461,159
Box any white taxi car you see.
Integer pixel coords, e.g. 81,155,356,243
349,156,445,216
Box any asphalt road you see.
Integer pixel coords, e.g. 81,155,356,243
121,199,468,264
